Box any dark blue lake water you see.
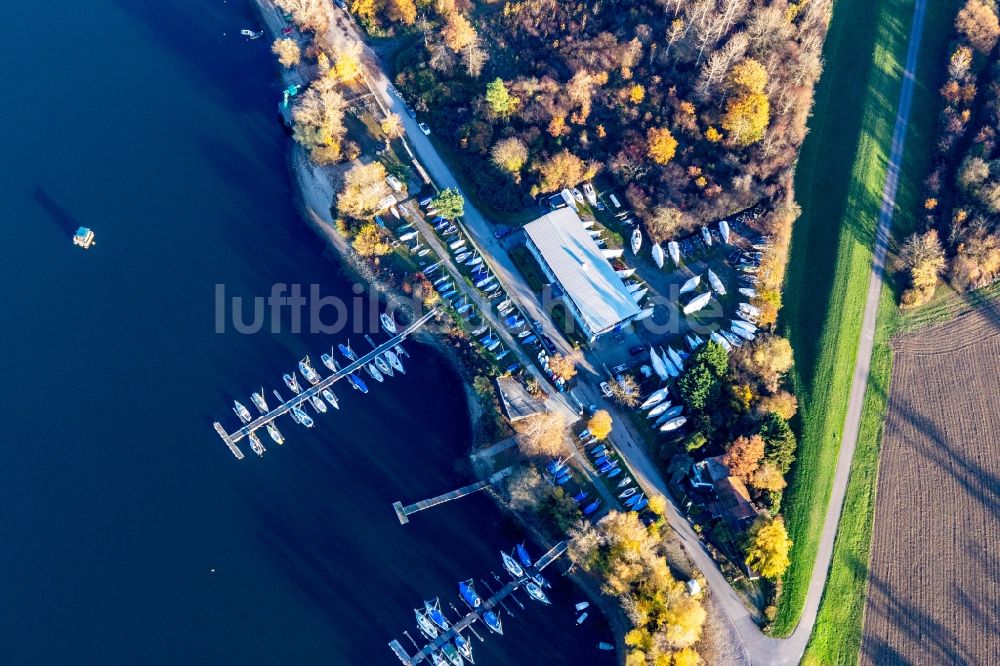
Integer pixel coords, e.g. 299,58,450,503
0,0,614,663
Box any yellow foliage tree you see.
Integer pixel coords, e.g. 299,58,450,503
672,647,701,666
647,127,679,165
333,41,363,81
751,463,787,492
516,411,568,457
491,137,529,176
352,222,392,257
587,410,613,440
538,149,587,191
548,353,578,381
337,161,389,219
728,58,768,94
387,0,417,25
442,12,477,52
646,494,667,517
745,516,792,579
722,91,770,146
629,83,646,104
705,126,722,142
272,38,301,68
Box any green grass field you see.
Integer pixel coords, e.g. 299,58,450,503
782,0,959,664
773,0,917,638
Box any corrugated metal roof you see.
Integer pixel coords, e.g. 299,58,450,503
524,208,641,335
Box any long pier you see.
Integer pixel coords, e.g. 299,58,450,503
388,541,567,665
213,309,438,457
393,467,513,525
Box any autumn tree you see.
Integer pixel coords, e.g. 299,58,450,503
548,352,578,382
272,38,301,68
485,78,519,118
538,149,587,192
442,12,477,52
491,137,529,178
723,435,765,484
587,410,613,440
336,161,389,219
647,206,690,242
751,463,787,492
672,648,701,666
276,0,329,34
733,335,794,393
956,0,1000,54
608,375,640,407
647,127,679,165
745,516,792,579
897,229,946,307
430,188,465,219
516,411,568,457
951,230,1000,290
331,40,362,81
352,222,392,257
292,78,347,164
757,390,798,420
380,112,404,139
722,58,770,146
387,0,417,25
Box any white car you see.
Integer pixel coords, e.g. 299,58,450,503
600,381,613,398
418,122,431,135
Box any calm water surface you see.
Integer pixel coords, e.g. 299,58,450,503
0,0,614,663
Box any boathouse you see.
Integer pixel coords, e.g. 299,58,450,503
523,207,641,343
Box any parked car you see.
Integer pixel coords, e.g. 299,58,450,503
600,381,613,398
418,122,431,135
532,320,544,332
404,104,417,119
540,334,558,355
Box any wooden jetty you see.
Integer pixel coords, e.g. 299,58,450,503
388,541,567,665
393,467,513,525
213,309,438,458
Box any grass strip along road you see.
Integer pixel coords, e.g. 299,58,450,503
776,0,926,639
801,0,964,661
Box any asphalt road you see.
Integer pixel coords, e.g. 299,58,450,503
327,1,930,661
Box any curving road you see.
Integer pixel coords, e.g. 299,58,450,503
320,1,929,662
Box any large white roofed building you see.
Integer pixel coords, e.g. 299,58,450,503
523,207,642,342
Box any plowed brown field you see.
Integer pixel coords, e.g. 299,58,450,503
861,299,1000,665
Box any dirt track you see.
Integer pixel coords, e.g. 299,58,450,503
862,299,1000,665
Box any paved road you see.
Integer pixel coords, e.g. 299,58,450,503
324,2,929,662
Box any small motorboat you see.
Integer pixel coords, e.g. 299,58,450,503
455,251,470,263
659,416,687,432
399,230,419,242
731,325,755,341
576,612,589,625
590,445,607,456
524,581,551,604
434,275,451,287
467,255,483,267
620,487,637,499
583,182,598,206
594,455,611,466
441,643,463,666
707,268,726,295
701,226,713,246
739,286,757,298
367,363,385,382
719,219,731,244
646,401,672,419
424,599,451,631
454,635,474,663
283,373,302,394
516,543,533,569
380,312,397,334
571,187,585,204
583,500,601,515
320,352,338,372
625,493,644,508
322,389,339,409
633,498,649,511
631,227,642,254
618,476,633,488
247,431,265,456
573,491,589,504
459,580,483,609
683,291,712,315
309,394,328,414
653,406,684,427
598,642,614,651
501,550,525,578
374,355,393,377
348,373,369,394
298,356,321,385
251,390,268,415
266,421,284,445
385,350,405,373
575,601,590,611
606,467,622,478
667,346,684,369
668,240,681,265
711,331,734,352
449,239,466,251
233,400,252,423
291,406,314,428
482,610,503,635
679,274,701,294
338,343,357,361
240,29,264,39
640,388,670,409
415,608,439,639
651,243,664,268
721,330,744,347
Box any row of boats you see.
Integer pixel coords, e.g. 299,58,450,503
229,314,406,455
408,545,554,665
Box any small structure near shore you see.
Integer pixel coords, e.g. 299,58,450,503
73,227,95,249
